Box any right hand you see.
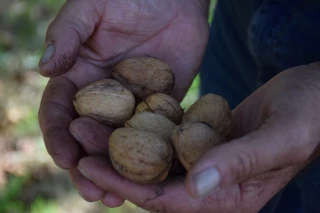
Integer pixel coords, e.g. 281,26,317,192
38,0,210,206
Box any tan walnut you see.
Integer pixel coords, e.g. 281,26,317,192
171,122,226,171
125,112,175,141
182,93,233,140
112,57,175,99
109,128,173,184
135,93,184,125
73,79,135,127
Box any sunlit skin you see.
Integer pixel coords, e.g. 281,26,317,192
38,0,320,212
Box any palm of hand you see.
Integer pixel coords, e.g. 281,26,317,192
84,1,208,99
46,0,209,100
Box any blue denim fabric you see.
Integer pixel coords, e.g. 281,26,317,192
200,0,320,212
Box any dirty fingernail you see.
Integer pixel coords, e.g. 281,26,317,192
78,165,90,179
70,129,83,144
39,43,55,66
194,167,221,198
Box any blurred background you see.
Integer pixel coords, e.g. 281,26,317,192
0,0,216,212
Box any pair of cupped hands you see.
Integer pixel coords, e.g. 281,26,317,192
38,0,320,212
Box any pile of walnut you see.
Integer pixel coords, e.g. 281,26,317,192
73,57,233,184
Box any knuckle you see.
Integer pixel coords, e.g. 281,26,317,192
67,18,90,43
45,149,69,169
51,152,73,169
50,54,75,76
309,62,320,69
69,169,104,202
236,180,262,205
283,125,317,165
232,149,257,182
139,186,170,213
40,99,76,126
79,190,102,202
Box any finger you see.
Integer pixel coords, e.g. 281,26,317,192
69,117,126,206
78,156,201,213
38,76,80,169
69,117,113,156
185,114,313,198
69,167,105,202
38,0,104,77
39,59,108,169
101,193,125,208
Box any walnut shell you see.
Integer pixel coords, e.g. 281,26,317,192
135,93,184,125
182,93,233,140
109,128,173,184
112,57,175,99
124,112,175,141
73,79,135,127
171,122,225,171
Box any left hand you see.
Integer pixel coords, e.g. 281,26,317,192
74,63,320,213
38,0,209,204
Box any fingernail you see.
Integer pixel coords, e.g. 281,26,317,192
78,165,90,179
70,129,83,144
39,43,55,66
194,167,221,198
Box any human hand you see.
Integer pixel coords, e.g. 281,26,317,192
76,63,320,212
38,0,209,205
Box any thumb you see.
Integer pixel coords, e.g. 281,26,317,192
38,0,104,77
185,115,308,198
